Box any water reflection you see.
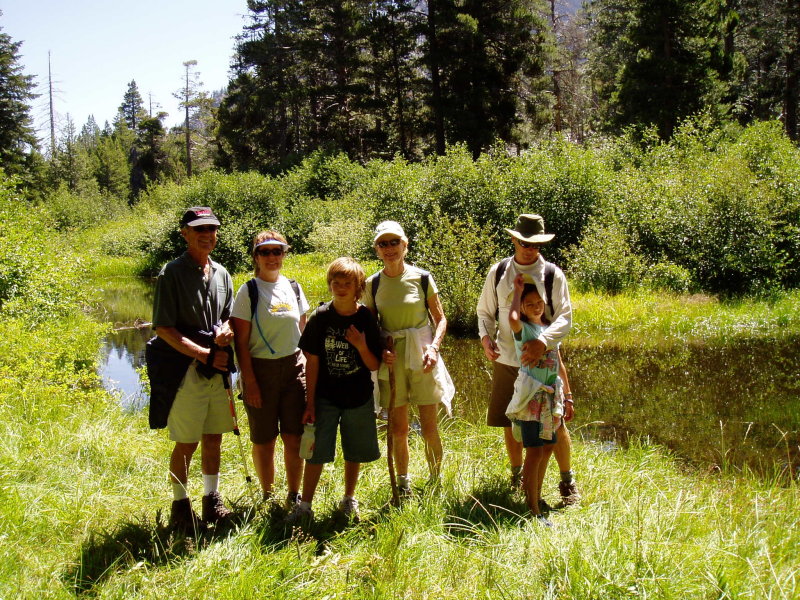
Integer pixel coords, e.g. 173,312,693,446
446,338,800,478
94,277,800,477
94,277,154,410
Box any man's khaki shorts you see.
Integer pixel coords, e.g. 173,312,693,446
168,362,233,443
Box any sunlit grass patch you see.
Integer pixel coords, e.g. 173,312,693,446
571,289,800,347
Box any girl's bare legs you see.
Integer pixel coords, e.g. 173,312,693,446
523,446,545,515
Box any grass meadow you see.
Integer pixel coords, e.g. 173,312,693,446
1,256,798,598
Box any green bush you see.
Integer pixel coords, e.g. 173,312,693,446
643,261,693,294
133,171,286,274
414,209,500,334
0,173,89,324
565,219,644,294
95,120,800,297
307,218,373,259
41,185,129,232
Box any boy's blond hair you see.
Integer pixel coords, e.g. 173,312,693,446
327,257,366,300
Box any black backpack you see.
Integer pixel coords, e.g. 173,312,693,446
494,257,556,319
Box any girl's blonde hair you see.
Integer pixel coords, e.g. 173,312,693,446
251,230,289,276
327,257,366,300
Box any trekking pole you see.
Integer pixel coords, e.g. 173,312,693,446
224,374,258,502
386,336,399,506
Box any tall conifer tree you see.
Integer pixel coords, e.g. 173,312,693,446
0,22,39,178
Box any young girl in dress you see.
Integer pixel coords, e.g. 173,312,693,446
506,274,568,526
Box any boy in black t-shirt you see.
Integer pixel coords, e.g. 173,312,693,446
291,257,382,524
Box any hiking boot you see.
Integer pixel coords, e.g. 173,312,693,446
511,470,523,491
202,491,232,524
338,497,360,522
539,498,553,513
285,491,302,510
286,502,314,528
534,513,553,528
559,480,580,506
170,498,203,533
398,483,413,501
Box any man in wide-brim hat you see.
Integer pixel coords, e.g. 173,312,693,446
476,213,580,507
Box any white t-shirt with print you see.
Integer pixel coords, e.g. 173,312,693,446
231,276,309,359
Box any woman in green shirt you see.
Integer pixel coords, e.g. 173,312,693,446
363,221,452,496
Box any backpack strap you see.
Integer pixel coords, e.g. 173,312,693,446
246,278,258,319
371,269,429,310
419,269,430,310
288,278,302,311
493,257,513,321
494,257,512,290
371,272,380,303
314,300,331,330
544,261,556,319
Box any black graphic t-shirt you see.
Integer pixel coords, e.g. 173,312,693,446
298,302,382,408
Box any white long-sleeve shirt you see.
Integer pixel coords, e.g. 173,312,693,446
476,255,572,367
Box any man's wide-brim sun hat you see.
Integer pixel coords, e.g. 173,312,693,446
505,213,554,244
180,206,221,227
373,220,406,243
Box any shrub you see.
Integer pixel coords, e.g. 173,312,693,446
41,185,129,232
413,209,500,334
0,173,89,324
307,218,373,259
132,171,285,274
565,219,644,294
643,261,693,294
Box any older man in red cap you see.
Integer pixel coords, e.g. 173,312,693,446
149,206,235,532
476,214,580,507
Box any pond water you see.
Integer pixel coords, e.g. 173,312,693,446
96,277,800,479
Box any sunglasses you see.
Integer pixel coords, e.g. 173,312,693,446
192,225,218,233
255,247,286,257
376,238,402,249
517,239,542,249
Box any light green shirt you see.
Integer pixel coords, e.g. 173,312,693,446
363,265,438,371
363,265,438,332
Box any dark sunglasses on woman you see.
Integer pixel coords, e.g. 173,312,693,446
376,238,402,249
256,247,285,257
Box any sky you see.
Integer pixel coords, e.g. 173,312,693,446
2,1,249,149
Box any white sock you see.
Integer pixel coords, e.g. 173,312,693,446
398,474,410,488
172,482,188,501
298,500,312,510
203,473,220,495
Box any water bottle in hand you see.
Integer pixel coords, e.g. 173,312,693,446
299,424,316,460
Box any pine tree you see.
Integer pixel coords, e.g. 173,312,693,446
430,0,553,157
0,22,39,178
118,80,148,132
734,0,800,140
588,0,735,139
